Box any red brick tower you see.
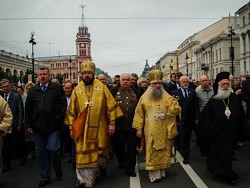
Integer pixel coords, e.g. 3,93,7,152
76,4,92,82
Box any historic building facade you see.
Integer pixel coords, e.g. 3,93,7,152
37,5,92,83
36,55,78,83
236,2,250,76
157,51,178,82
177,17,239,81
75,22,92,82
145,17,241,81
0,50,40,85
195,32,240,80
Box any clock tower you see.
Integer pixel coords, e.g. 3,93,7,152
76,4,92,82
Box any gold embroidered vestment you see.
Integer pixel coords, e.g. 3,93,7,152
64,79,123,168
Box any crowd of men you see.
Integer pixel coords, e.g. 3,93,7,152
0,60,250,188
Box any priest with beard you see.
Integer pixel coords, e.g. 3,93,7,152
64,60,123,188
132,70,181,183
198,71,249,186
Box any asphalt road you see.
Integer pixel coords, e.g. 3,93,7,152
1,137,250,188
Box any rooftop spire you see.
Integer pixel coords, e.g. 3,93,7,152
79,4,86,27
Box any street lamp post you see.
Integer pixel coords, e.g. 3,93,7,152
169,65,173,74
185,53,189,76
228,26,235,75
29,31,36,83
69,56,72,81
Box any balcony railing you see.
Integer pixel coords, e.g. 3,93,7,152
201,63,209,71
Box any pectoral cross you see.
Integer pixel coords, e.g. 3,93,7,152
84,101,89,107
94,85,102,93
84,100,94,107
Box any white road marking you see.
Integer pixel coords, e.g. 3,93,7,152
132,149,207,188
176,151,208,188
130,157,141,188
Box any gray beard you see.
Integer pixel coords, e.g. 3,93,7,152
149,86,163,101
213,87,231,100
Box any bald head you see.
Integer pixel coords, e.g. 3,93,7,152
52,78,59,84
200,75,210,89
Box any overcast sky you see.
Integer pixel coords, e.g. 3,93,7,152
0,0,248,77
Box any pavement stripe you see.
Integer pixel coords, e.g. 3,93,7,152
176,151,208,188
130,157,141,188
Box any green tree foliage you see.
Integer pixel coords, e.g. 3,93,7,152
56,73,63,84
11,74,19,85
0,69,5,80
5,70,11,81
23,69,33,84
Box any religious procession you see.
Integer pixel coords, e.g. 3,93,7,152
0,60,250,188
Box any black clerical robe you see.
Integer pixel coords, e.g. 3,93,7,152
198,93,249,179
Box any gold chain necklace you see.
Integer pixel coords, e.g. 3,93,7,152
222,98,231,119
85,86,94,107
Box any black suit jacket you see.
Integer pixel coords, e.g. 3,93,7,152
7,91,24,129
25,81,67,134
165,81,177,95
241,79,250,118
172,88,199,125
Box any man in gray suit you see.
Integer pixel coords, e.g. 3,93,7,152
1,79,25,172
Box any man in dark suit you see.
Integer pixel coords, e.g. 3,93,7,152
25,68,67,187
241,78,250,119
1,79,25,172
172,75,199,164
62,80,75,169
165,73,177,95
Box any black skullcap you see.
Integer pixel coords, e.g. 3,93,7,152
213,72,230,95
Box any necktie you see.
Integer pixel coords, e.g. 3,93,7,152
4,94,8,101
184,89,188,98
41,84,46,92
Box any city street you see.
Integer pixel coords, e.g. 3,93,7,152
1,136,250,188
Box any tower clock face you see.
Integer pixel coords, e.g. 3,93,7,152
80,43,85,47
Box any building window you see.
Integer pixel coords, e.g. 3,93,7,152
243,37,246,55
244,61,246,75
243,16,245,27
215,50,218,62
212,52,214,64
249,13,250,24
219,48,221,61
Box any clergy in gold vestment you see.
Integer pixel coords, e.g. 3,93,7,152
64,60,123,188
0,95,13,174
132,70,181,183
